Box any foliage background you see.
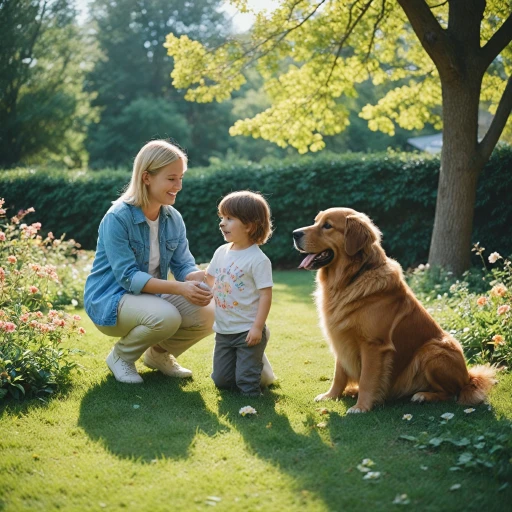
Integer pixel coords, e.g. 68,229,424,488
1,146,511,269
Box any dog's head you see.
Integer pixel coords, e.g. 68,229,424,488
293,208,382,270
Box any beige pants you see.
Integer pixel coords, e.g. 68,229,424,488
95,293,215,363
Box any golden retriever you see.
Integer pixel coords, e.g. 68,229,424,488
293,208,496,413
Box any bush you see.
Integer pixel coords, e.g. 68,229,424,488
407,246,512,369
1,146,511,269
0,199,88,401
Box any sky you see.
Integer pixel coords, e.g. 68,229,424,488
76,0,280,32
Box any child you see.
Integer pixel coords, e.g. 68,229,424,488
190,191,274,396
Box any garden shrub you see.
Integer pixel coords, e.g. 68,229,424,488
1,146,511,269
0,199,88,401
407,246,512,369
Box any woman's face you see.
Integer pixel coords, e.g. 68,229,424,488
143,159,185,207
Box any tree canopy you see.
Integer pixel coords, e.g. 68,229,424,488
166,0,511,154
0,0,97,167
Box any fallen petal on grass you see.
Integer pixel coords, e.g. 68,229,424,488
441,413,454,420
363,471,381,480
402,414,413,421
393,493,410,505
239,406,257,416
450,484,461,491
464,408,475,414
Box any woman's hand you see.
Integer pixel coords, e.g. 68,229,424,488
179,281,213,306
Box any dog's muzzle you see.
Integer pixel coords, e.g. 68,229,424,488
292,229,305,251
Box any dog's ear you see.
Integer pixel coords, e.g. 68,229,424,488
344,214,379,256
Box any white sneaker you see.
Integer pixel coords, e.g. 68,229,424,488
143,348,193,378
106,349,143,384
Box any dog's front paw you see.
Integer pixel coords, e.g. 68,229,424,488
411,392,426,403
347,404,370,414
314,392,339,402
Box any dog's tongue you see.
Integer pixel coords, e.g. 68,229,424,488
299,253,317,269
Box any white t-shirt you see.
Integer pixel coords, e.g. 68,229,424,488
207,243,273,334
146,216,161,278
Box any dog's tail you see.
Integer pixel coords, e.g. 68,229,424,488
458,365,497,405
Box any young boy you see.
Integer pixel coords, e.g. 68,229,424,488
192,191,274,396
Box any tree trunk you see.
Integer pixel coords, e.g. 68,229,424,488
428,77,483,274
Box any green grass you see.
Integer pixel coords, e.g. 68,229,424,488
1,270,511,511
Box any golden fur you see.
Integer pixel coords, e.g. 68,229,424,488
293,208,496,413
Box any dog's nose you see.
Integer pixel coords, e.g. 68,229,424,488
293,230,304,240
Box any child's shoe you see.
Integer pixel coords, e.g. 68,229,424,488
143,348,193,378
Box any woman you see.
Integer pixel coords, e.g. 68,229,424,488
84,140,214,384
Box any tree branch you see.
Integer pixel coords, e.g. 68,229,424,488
478,75,512,164
396,0,452,72
480,13,512,70
325,0,374,87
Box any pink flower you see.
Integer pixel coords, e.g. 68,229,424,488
29,286,39,294
35,311,44,318
0,267,5,280
48,310,59,319
476,297,487,306
492,335,505,346
20,313,30,322
31,222,41,231
26,207,35,213
7,255,17,264
0,231,5,241
73,314,81,321
30,263,41,272
488,252,502,264
78,327,86,335
2,322,17,333
491,284,508,298
497,305,511,316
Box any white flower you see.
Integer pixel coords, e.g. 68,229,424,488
463,327,470,333
357,464,371,473
393,494,410,505
420,465,428,471
488,252,501,264
402,414,413,421
441,413,454,420
239,406,257,416
361,458,375,466
450,484,461,491
71,299,78,306
464,408,475,414
363,471,381,480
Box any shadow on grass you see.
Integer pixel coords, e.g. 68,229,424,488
77,372,223,462
217,390,512,511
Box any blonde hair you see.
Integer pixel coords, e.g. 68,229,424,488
119,140,187,208
218,191,273,245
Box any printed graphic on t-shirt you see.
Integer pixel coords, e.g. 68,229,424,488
213,261,246,309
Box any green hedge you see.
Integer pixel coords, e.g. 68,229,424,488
1,146,511,269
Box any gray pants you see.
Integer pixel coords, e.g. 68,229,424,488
212,327,268,396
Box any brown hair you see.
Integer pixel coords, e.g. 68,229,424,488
218,191,273,245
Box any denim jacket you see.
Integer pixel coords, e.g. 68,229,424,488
84,201,198,326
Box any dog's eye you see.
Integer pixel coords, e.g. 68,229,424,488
322,222,332,229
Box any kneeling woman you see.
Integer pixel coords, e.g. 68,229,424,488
84,140,214,383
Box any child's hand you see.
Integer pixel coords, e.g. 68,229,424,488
185,270,206,282
246,327,263,346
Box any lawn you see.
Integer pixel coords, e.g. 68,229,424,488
1,270,511,511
